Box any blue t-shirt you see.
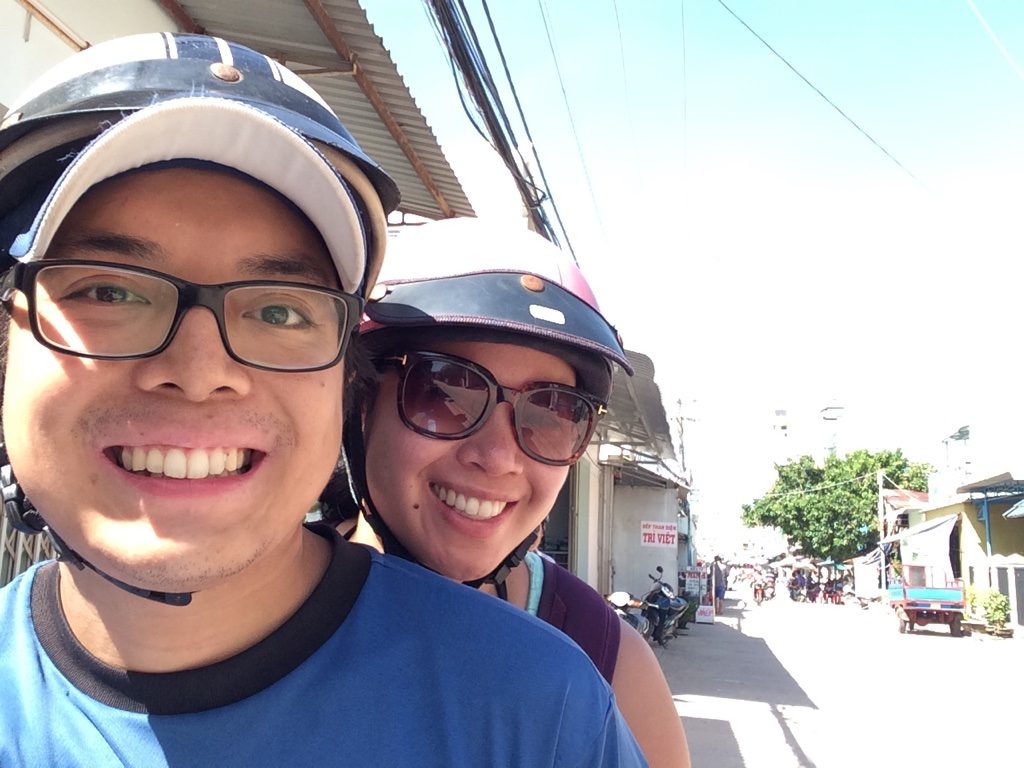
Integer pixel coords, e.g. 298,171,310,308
0,527,646,767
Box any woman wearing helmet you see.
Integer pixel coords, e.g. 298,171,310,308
343,217,691,768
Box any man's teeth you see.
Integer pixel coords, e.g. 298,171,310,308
432,484,507,520
118,447,252,479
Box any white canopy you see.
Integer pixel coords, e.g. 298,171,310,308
879,513,958,545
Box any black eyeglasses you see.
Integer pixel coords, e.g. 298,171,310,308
382,351,606,466
0,260,362,372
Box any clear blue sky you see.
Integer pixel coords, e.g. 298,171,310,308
362,0,1024,548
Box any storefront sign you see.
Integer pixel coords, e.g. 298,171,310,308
640,520,677,547
695,605,716,624
681,567,703,596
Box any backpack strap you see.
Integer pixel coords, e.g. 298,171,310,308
536,556,621,684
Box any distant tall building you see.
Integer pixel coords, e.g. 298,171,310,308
926,420,1024,504
771,408,790,464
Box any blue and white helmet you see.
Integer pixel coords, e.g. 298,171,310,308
0,32,399,297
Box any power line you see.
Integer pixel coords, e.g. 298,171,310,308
423,0,558,239
759,468,926,504
477,0,576,256
536,0,607,242
967,0,1024,81
715,0,921,184
757,472,875,502
422,6,489,141
611,0,635,144
881,472,927,497
680,0,688,177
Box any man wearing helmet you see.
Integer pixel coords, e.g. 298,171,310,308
340,217,691,767
0,34,645,766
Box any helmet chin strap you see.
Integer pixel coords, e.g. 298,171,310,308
462,530,536,600
342,411,535,597
1,453,192,607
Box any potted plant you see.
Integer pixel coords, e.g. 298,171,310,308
982,590,1013,638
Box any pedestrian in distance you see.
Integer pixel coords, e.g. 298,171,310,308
0,33,646,767
713,555,730,614
335,217,691,768
793,568,808,601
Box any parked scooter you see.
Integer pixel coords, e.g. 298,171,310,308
752,577,766,605
763,575,776,601
642,566,691,647
605,591,652,640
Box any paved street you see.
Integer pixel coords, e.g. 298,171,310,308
653,589,1021,767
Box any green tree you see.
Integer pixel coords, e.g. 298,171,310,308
741,449,931,561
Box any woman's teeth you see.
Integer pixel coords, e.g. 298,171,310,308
117,446,252,479
432,484,507,520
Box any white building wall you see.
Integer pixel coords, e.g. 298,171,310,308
572,450,601,587
610,484,679,598
1,0,177,108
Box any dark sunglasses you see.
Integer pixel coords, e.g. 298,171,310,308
381,351,606,466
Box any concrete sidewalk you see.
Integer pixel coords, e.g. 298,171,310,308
653,596,819,768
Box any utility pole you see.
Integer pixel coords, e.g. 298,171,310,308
820,405,844,459
674,400,694,568
877,468,886,593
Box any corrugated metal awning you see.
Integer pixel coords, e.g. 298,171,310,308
956,472,1016,494
600,349,678,468
602,459,684,491
159,0,474,219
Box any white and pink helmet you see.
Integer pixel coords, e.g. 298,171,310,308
360,217,631,400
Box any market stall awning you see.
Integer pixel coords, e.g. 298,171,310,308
849,549,882,566
879,513,958,544
773,555,816,570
